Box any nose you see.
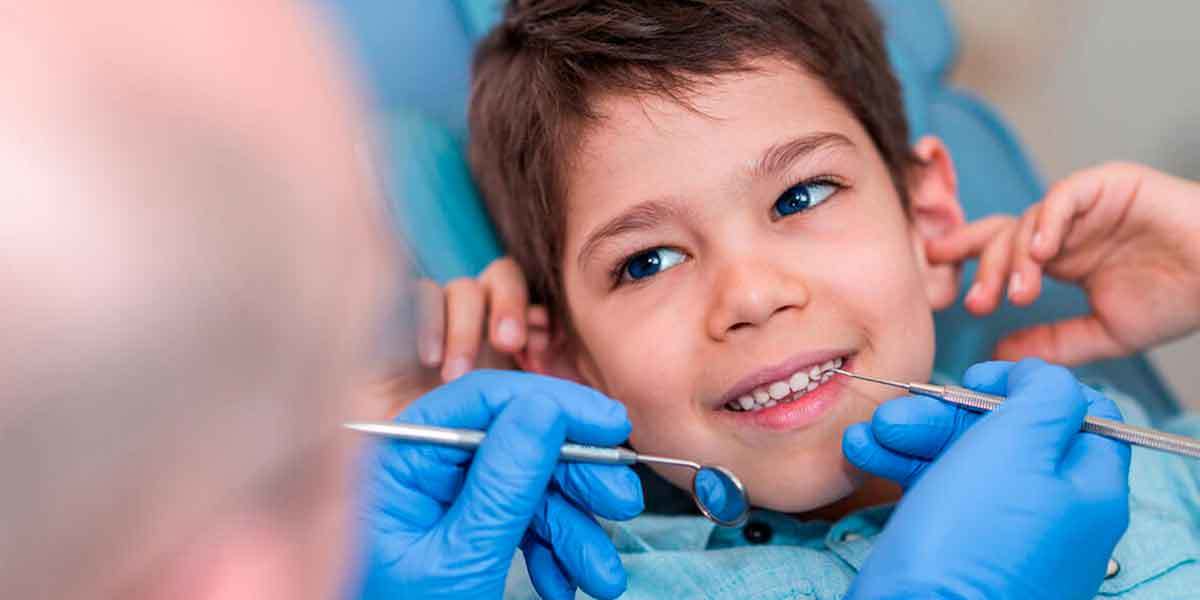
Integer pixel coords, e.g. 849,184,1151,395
704,251,810,341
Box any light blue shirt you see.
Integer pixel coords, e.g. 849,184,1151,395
505,380,1200,598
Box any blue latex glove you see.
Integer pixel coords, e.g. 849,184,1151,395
842,359,1132,600
355,370,644,600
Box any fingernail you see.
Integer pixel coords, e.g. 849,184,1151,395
420,339,442,365
1009,272,1024,298
443,357,471,381
966,282,983,302
1031,232,1044,252
495,317,520,347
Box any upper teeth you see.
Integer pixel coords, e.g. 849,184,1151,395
725,356,844,412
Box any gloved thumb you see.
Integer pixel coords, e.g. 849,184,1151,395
440,393,568,557
436,376,631,563
990,358,1088,460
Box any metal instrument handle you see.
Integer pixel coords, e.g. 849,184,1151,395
360,422,640,464
937,385,1200,459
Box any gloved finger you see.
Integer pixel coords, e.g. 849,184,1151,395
553,462,644,521
359,439,451,532
1081,384,1125,422
843,422,928,488
364,436,466,512
402,370,632,448
527,491,627,600
440,382,629,559
1000,359,1088,457
869,395,980,460
961,360,1015,395
440,392,570,562
521,534,576,600
1063,385,1131,497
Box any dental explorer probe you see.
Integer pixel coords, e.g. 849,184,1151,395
833,369,1200,459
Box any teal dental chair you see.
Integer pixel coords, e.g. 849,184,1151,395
322,0,1180,422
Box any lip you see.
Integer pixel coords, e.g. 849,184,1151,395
715,348,855,409
713,353,855,432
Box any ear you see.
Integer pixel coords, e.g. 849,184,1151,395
906,136,965,311
513,309,590,384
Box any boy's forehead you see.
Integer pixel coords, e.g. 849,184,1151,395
565,59,872,227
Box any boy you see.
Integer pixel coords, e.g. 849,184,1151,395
423,1,1200,597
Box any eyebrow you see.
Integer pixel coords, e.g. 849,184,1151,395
750,131,854,178
577,198,687,270
576,131,855,269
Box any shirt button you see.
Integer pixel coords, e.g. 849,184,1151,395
742,521,773,545
1105,558,1121,579
841,532,863,542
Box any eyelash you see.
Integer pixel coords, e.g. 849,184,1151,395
608,175,848,287
775,174,847,214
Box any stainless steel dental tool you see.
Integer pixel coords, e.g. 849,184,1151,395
833,369,1200,459
344,421,751,527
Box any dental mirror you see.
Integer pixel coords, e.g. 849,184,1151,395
345,421,752,527
692,465,751,527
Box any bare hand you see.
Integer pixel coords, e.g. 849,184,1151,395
927,162,1200,365
415,256,549,381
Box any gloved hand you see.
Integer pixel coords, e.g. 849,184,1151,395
842,359,1132,600
355,369,644,600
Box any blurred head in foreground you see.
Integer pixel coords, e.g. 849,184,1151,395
0,1,396,597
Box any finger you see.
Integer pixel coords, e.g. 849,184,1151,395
528,304,550,327
925,215,1016,264
964,225,1016,315
1029,172,1104,263
553,463,644,521
1008,205,1045,307
366,436,468,506
870,395,980,460
391,372,631,508
402,370,632,447
480,257,529,353
526,305,551,355
359,439,453,532
441,278,486,381
842,422,928,488
961,360,1015,394
521,535,576,600
998,359,1088,458
527,492,627,600
1063,386,1131,497
993,316,1129,366
441,393,567,559
415,279,445,367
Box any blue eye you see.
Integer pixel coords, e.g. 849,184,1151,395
622,247,686,281
773,181,837,218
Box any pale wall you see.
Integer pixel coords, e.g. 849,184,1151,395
944,0,1200,408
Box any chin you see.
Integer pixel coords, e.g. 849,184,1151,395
745,459,862,513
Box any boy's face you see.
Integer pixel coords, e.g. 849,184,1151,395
554,59,962,512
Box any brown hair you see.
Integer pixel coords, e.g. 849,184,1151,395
468,0,919,325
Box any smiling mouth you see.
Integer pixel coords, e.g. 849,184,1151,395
722,356,845,412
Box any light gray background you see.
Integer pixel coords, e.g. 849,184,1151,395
945,0,1200,408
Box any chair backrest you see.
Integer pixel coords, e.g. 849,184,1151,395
324,0,1178,419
